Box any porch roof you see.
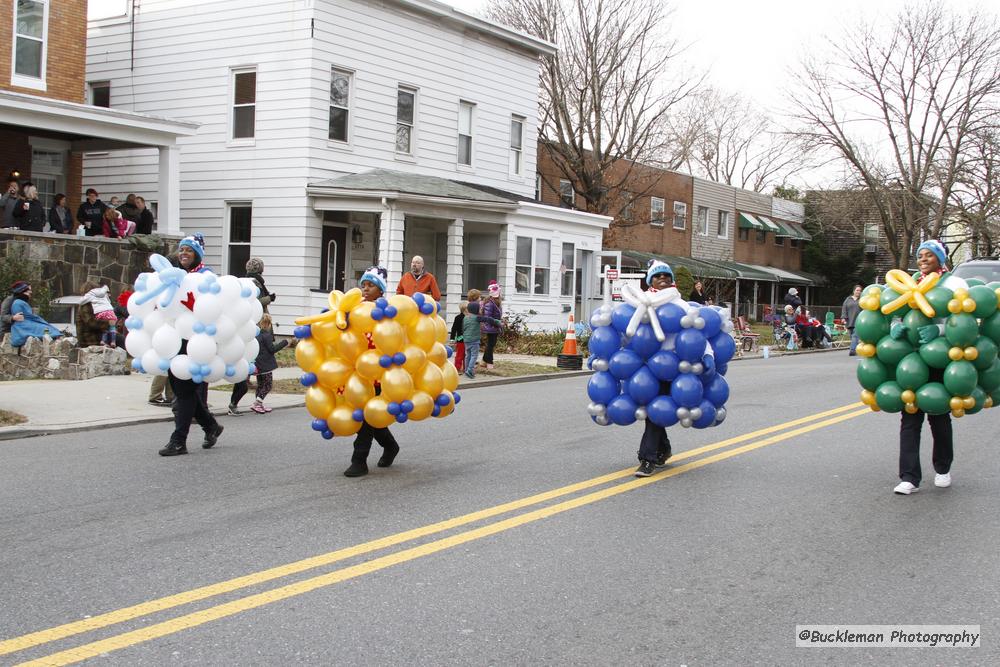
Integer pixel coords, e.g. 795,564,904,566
745,263,819,286
307,169,521,211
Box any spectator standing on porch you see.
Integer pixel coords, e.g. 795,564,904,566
134,196,155,234
48,194,72,234
396,255,441,301
842,284,862,356
12,185,46,232
76,189,107,236
689,280,706,304
2,178,21,228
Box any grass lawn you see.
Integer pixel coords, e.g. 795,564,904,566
0,409,27,426
213,378,307,395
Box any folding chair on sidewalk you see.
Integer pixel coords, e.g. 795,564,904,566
733,316,761,356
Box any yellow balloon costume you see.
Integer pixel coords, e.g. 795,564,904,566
294,289,459,439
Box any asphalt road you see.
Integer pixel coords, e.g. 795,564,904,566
1,352,998,665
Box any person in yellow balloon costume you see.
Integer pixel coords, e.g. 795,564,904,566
293,266,461,478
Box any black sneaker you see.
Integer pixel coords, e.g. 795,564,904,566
344,462,369,477
227,404,241,416
158,441,187,457
655,449,672,468
635,460,656,477
149,398,171,407
202,424,224,449
377,443,400,468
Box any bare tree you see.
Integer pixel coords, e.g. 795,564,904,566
950,128,1000,256
790,3,1000,268
487,0,701,219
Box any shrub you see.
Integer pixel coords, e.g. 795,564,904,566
0,245,52,318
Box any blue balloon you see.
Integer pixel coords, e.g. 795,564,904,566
300,372,317,387
671,372,704,408
294,325,312,339
675,328,707,362
371,308,384,321
629,323,660,359
704,374,730,407
710,332,736,366
588,326,621,359
387,402,401,415
446,345,454,358
647,349,680,382
160,360,171,372
400,400,414,413
453,392,461,404
376,297,388,309
322,430,335,440
625,366,660,405
609,349,644,379
131,358,143,372
701,354,716,378
587,371,620,404
435,393,450,406
384,306,397,318
413,293,426,306
611,303,637,333
420,303,435,315
311,418,327,431
352,408,364,422
379,355,393,368
395,413,408,423
716,362,728,376
586,354,596,369
693,400,717,428
432,405,441,417
606,394,638,425
656,302,686,334
393,352,406,366
647,395,679,427
699,307,723,339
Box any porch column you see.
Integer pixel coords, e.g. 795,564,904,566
445,217,465,319
157,144,181,235
498,224,514,296
378,204,406,289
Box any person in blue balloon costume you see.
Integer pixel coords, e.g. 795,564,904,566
586,260,736,477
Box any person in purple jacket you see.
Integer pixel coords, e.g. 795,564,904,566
480,280,503,369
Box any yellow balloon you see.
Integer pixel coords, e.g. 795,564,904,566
349,301,376,335
408,316,437,351
337,329,366,363
339,288,364,313
881,269,938,318
952,288,968,300
435,390,455,418
327,405,363,437
381,366,414,403
355,349,385,382
949,396,964,411
414,362,444,396
388,294,419,326
310,319,341,345
985,396,994,409
947,299,962,314
364,396,395,429
964,346,979,361
948,347,964,361
963,396,975,409
441,360,459,392
316,358,353,390
860,390,875,406
433,315,448,344
401,344,427,374
374,320,405,355
305,386,336,419
904,402,918,414
427,342,448,367
962,298,976,313
326,289,345,312
344,372,375,408
408,391,435,421
951,408,965,418
900,389,916,404
295,339,325,373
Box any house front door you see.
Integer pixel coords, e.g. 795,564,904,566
321,225,347,292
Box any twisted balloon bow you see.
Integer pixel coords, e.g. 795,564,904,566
134,253,188,308
620,282,685,341
880,269,939,318
295,287,364,330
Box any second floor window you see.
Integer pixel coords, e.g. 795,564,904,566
396,87,416,154
559,180,574,208
90,81,110,108
673,202,687,230
696,206,709,235
651,197,665,225
231,68,256,140
717,210,729,238
510,116,524,176
330,69,352,142
13,0,47,84
458,101,474,165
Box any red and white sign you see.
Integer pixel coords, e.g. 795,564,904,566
606,269,619,280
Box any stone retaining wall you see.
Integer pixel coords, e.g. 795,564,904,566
0,334,128,380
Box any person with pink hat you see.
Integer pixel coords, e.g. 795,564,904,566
480,280,503,370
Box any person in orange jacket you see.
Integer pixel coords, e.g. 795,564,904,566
396,255,441,301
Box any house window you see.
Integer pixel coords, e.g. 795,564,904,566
231,68,256,140
673,202,687,230
790,238,799,248
775,234,784,246
12,0,47,87
535,173,541,200
864,222,879,240
466,233,498,292
458,101,474,165
329,68,352,142
90,81,110,108
559,180,574,208
560,242,575,297
515,236,550,295
755,229,766,243
651,197,665,226
227,204,252,276
509,115,524,176
717,211,729,238
396,86,416,154
31,148,63,212
696,206,709,235
738,227,749,241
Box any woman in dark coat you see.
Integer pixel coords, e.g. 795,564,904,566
47,194,72,233
12,186,46,232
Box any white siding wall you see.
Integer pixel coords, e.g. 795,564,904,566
691,178,736,261
734,189,772,218
772,198,805,224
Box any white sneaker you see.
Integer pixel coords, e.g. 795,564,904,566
893,481,919,495
934,473,952,488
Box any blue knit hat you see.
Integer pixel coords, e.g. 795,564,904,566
178,235,205,260
359,266,387,294
917,240,947,268
646,260,673,284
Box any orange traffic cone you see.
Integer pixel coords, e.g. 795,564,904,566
557,313,582,369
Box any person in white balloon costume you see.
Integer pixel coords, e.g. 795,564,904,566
124,235,264,456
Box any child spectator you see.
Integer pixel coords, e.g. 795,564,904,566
80,281,119,347
450,301,468,372
461,301,501,379
100,208,120,238
251,313,287,414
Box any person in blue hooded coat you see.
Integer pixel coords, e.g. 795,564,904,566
8,281,63,347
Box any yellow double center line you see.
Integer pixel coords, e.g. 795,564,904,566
5,402,868,666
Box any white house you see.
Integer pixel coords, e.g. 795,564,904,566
83,0,610,331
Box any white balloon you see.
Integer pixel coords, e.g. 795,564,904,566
231,358,250,382
715,407,727,424
690,407,703,420
187,333,217,364
678,360,692,373
141,349,166,376
680,417,693,428
238,277,258,298
143,310,166,334
125,330,152,358
174,312,196,340
227,299,252,328
676,407,690,419
249,298,264,324
217,275,242,302
127,290,155,318
592,358,609,372
594,415,609,426
151,325,182,359
206,357,227,383
237,320,258,342
691,362,704,375
219,336,246,364
193,292,223,324
244,338,260,361
214,315,237,342
170,354,192,380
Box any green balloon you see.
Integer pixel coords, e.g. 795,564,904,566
896,352,930,390
982,312,1000,346
855,310,889,343
875,380,904,413
972,336,999,371
979,359,1000,393
902,310,932,346
945,313,979,348
966,278,985,287
879,287,904,310
991,390,1000,407
924,286,953,318
916,382,951,415
943,360,978,396
966,386,987,415
968,285,998,319
857,357,890,391
918,337,952,369
876,335,914,368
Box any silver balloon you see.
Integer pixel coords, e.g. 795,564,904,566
721,320,734,333
680,417,693,428
634,407,647,420
715,407,727,424
587,402,606,416
678,360,692,373
676,407,690,419
690,407,703,420
680,315,693,328
592,358,609,372
693,317,706,329
594,414,609,426
691,362,704,375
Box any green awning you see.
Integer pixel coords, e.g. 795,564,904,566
755,214,781,233
738,213,763,230
620,250,738,280
770,218,797,238
788,222,812,241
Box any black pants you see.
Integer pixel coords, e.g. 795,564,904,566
483,332,498,364
351,423,399,464
168,374,219,445
899,410,953,486
230,380,249,406
638,420,671,463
